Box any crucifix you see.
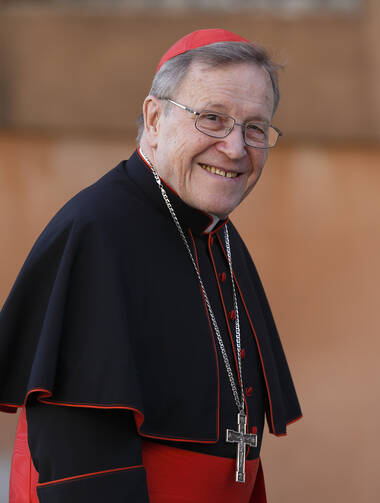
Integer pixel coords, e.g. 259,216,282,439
226,411,257,483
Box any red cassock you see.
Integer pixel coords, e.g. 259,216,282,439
1,150,301,501
10,408,266,503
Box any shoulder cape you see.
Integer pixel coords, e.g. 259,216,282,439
0,151,302,440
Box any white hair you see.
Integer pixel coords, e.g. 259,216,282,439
137,41,281,143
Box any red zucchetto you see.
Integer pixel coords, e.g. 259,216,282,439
156,28,250,73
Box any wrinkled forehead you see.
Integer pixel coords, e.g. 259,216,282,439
174,61,275,113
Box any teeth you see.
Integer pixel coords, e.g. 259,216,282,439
200,164,238,178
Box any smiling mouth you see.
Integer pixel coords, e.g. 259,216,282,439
199,163,239,179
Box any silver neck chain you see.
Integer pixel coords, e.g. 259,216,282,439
139,149,245,413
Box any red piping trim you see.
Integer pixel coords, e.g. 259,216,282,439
0,402,20,413
267,414,304,437
204,217,230,236
37,400,216,443
286,414,303,426
18,389,217,444
208,236,243,387
208,234,250,448
137,148,182,199
216,233,277,435
36,465,144,488
24,388,52,405
271,414,303,437
23,388,145,430
189,229,220,442
136,432,216,443
29,432,35,499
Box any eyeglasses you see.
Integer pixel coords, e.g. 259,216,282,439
165,98,282,149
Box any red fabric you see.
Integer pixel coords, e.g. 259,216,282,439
9,407,266,502
245,386,254,397
250,460,267,503
36,465,144,489
142,440,266,503
157,29,249,72
9,407,39,503
219,272,227,283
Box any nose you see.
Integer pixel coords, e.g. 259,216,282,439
215,124,247,160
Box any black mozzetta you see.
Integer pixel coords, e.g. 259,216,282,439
0,150,301,455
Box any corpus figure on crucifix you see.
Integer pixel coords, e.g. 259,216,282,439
227,411,258,483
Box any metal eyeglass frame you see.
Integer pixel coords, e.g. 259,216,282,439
164,98,282,149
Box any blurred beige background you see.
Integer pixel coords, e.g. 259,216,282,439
0,0,379,502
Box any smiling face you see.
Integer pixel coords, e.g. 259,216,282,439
142,61,275,218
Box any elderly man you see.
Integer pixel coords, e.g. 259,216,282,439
0,29,301,502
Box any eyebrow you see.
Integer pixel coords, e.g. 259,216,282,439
202,103,270,125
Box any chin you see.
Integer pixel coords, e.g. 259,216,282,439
191,195,240,219
212,209,229,219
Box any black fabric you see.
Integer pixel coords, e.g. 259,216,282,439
36,465,148,503
0,149,301,456
26,400,143,483
149,227,266,459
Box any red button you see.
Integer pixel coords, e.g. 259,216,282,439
229,310,236,321
245,386,253,397
251,426,257,434
241,348,246,359
219,272,227,283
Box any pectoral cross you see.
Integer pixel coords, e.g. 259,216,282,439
226,411,257,483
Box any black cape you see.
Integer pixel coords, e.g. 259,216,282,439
0,150,301,445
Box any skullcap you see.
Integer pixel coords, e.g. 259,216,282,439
156,28,250,73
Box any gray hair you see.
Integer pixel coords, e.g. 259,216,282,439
137,41,281,143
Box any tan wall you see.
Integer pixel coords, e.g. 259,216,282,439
1,0,380,500
0,133,379,502
0,0,379,140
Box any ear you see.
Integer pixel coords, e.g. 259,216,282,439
143,95,163,149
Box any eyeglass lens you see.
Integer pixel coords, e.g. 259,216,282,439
196,111,277,147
